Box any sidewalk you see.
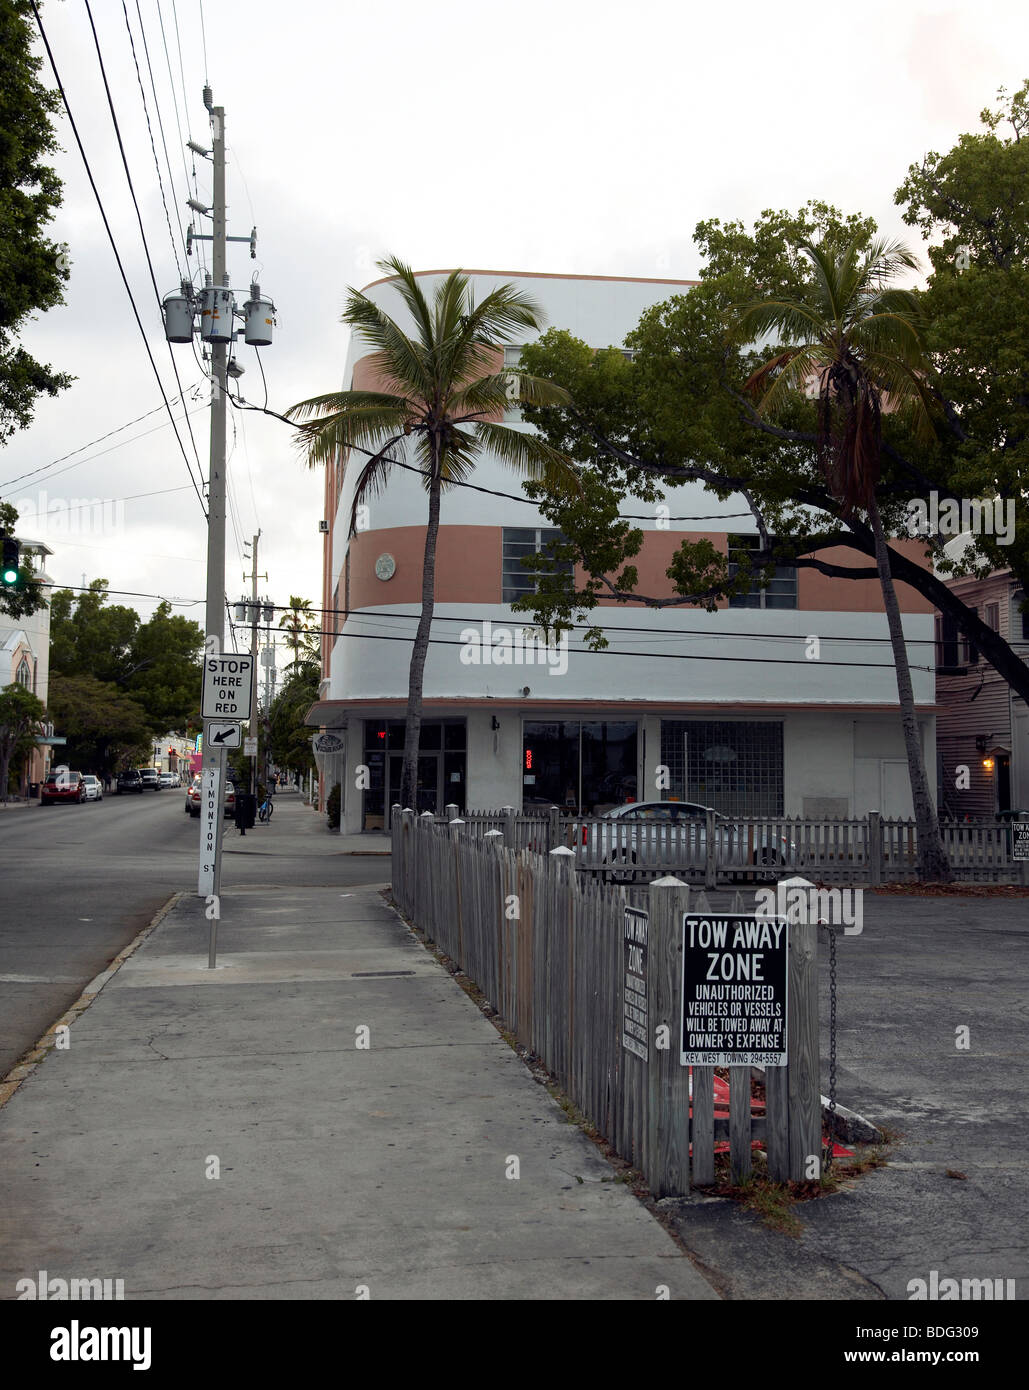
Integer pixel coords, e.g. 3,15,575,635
0,879,716,1301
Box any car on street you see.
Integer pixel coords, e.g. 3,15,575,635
137,767,161,791
575,800,798,882
81,775,103,802
185,776,236,817
116,769,144,795
40,770,85,805
159,771,177,788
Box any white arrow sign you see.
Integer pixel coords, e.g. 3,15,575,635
208,723,242,748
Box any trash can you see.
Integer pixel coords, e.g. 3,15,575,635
29,782,39,799
234,792,257,831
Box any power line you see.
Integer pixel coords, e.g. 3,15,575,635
83,0,206,493
227,393,755,522
29,2,208,519
275,624,941,673
0,387,203,489
134,0,190,274
155,0,205,276
197,0,209,83
122,0,183,279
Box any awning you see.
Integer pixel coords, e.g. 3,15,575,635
304,701,348,728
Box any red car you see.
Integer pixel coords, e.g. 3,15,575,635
41,770,85,805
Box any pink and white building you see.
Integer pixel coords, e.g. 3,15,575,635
307,270,939,833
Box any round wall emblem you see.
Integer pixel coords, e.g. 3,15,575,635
375,553,396,581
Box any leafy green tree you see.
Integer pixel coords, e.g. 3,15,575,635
734,237,951,880
287,256,577,810
0,0,73,441
46,673,150,776
895,79,1029,589
0,501,47,619
517,198,1029,705
0,681,45,800
49,583,202,737
268,661,319,779
278,596,319,671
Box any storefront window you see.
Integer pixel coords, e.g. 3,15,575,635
522,720,638,813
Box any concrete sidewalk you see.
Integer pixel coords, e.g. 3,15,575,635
0,881,715,1301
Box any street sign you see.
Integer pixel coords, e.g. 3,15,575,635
1012,823,1029,861
201,654,254,720
313,731,344,753
622,907,649,1062
197,767,222,897
243,736,258,757
681,913,789,1067
208,722,241,748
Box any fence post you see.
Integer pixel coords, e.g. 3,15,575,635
445,802,459,823
483,829,503,846
548,805,560,852
502,804,516,847
868,810,882,887
645,876,692,1197
390,802,402,834
450,819,466,964
780,880,821,1182
704,807,717,890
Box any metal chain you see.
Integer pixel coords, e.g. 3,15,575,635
823,923,838,1173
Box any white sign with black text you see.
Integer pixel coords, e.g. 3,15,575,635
622,907,649,1061
197,767,222,897
201,655,254,720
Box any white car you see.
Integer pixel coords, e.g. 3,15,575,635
81,775,103,802
575,800,797,882
159,771,178,788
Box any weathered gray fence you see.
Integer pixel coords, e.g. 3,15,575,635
413,805,1028,886
391,808,822,1194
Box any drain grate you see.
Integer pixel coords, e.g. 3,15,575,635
351,970,416,978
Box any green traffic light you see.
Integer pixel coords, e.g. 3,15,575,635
2,568,17,585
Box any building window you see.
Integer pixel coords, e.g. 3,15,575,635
522,720,637,813
659,720,784,816
502,528,573,603
1013,591,1029,641
16,657,31,689
727,535,797,609
985,601,1000,633
959,606,979,665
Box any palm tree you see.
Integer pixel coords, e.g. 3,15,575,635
735,236,952,881
279,596,319,672
287,257,576,813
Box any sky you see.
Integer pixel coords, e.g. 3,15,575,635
4,0,1028,666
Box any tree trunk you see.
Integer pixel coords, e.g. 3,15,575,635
0,748,10,803
400,446,442,813
868,496,952,882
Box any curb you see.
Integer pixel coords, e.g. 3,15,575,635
0,892,183,1111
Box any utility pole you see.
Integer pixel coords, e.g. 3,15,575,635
160,87,276,947
245,530,264,799
199,88,228,926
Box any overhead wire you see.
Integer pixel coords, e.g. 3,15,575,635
0,387,203,489
122,0,184,280
28,1,208,519
134,0,190,275
83,0,206,493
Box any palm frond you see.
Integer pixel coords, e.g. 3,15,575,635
373,256,435,347
342,291,434,397
472,421,581,491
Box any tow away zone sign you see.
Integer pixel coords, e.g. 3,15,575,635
681,913,788,1067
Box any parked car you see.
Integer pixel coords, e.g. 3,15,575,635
159,771,177,788
575,800,798,882
81,774,103,802
116,769,144,795
40,770,85,805
137,767,161,791
185,776,236,818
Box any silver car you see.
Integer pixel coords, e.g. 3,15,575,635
576,800,797,882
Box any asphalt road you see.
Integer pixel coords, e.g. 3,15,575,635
0,790,389,1077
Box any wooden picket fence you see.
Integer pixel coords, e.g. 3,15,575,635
390,808,822,1193
407,804,1028,886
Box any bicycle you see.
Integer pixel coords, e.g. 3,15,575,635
258,794,274,823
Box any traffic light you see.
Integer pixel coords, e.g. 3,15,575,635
1,535,19,588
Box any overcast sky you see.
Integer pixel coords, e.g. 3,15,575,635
4,0,1027,657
